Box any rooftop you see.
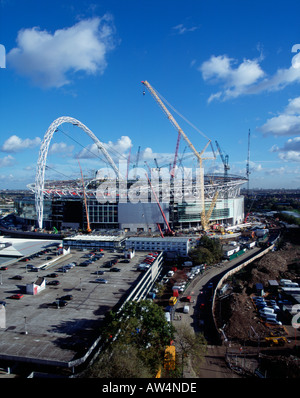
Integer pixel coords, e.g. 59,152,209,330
126,236,191,242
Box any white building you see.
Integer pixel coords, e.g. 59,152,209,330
125,237,191,257
26,277,46,295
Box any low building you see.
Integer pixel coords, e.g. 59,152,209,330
63,234,126,250
125,236,191,257
26,277,46,295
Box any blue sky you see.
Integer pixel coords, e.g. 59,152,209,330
1,0,300,189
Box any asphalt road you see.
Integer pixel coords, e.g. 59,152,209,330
174,246,264,378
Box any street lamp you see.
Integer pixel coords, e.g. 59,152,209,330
24,316,28,335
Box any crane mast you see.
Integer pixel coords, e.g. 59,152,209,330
141,80,216,231
78,160,91,233
133,146,141,179
145,173,173,236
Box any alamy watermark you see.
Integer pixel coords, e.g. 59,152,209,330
94,160,205,206
291,304,300,329
292,44,300,69
0,44,5,68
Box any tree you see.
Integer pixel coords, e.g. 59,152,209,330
174,324,207,377
189,235,223,265
86,342,152,378
87,300,175,377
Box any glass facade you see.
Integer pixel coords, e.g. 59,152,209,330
87,199,118,226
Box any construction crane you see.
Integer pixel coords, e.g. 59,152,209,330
215,140,230,213
141,80,216,231
78,160,92,233
215,141,230,180
170,132,181,177
204,193,219,228
154,158,160,172
145,172,174,236
133,146,141,179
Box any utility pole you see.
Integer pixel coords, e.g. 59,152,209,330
246,129,251,195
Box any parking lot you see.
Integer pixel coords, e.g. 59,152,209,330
0,247,152,371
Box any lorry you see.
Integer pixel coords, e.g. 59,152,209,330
246,241,256,249
169,296,177,306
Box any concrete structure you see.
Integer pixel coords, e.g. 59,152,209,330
0,247,164,375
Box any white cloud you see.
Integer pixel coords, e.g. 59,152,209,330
258,96,300,136
172,24,199,35
199,55,265,102
49,142,74,156
252,62,300,94
264,166,287,176
0,155,15,167
7,15,116,88
271,137,300,162
1,135,41,153
199,51,300,102
77,135,132,160
105,135,132,155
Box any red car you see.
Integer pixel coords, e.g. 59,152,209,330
9,294,24,300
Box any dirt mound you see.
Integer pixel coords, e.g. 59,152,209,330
220,291,267,341
217,242,300,342
248,243,300,289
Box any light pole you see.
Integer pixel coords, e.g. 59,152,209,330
24,316,28,335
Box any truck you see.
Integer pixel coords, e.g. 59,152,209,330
246,241,256,249
169,296,177,306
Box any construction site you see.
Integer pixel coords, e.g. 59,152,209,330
11,81,248,237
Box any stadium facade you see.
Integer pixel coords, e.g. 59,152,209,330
19,172,247,233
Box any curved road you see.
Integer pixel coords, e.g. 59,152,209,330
175,245,268,378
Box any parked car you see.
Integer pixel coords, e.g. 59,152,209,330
9,294,24,299
49,300,68,308
46,273,59,278
0,266,8,270
60,295,73,301
110,267,121,272
95,278,108,283
94,270,105,275
11,275,23,280
46,280,60,286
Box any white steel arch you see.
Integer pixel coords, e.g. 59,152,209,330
35,116,122,229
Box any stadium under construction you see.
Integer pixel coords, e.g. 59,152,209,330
21,172,246,234
17,81,247,234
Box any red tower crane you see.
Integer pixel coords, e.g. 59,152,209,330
145,173,174,236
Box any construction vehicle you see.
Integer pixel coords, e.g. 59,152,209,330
141,80,217,231
169,296,177,306
265,336,288,346
78,160,92,233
